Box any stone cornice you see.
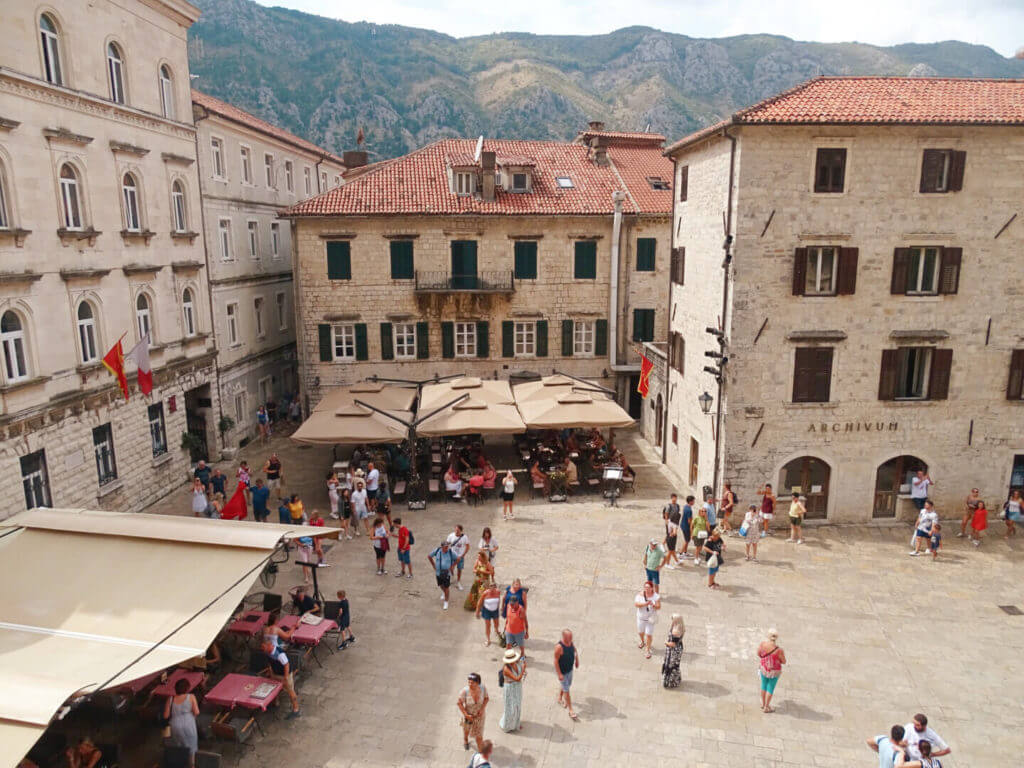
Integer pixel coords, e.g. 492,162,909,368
170,259,204,273
43,127,93,146
0,116,20,131
161,152,195,165
0,270,43,285
109,140,150,156
208,270,291,287
122,263,163,276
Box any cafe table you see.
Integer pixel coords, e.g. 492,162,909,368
151,668,205,698
278,614,338,667
227,610,270,638
205,672,282,735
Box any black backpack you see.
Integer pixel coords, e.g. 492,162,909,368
407,529,415,546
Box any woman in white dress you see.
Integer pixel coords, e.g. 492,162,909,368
742,504,763,561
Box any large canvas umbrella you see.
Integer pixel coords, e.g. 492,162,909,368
291,403,412,445
518,391,634,430
313,383,417,413
419,377,514,410
417,396,525,437
512,374,609,405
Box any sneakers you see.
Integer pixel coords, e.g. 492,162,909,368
956,532,963,537
406,573,413,579
972,539,981,547
908,551,919,556
796,539,803,545
346,534,353,540
666,564,676,570
337,640,349,650
443,601,449,610
348,636,356,645
455,583,464,591
395,572,404,578
285,710,301,720
785,538,795,543
329,512,339,519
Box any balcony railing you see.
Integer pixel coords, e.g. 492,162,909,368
414,270,515,293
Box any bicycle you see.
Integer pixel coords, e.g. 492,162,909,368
259,543,291,589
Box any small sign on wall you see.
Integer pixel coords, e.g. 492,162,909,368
168,396,177,413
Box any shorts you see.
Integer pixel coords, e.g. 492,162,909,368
666,535,678,552
789,516,801,527
374,547,387,559
342,506,352,520
915,528,931,539
501,491,515,501
398,549,410,564
929,538,941,552
912,498,926,511
759,672,779,694
481,607,499,620
506,631,525,648
559,669,573,692
637,617,655,636
266,478,280,491
645,568,660,585
367,489,378,501
436,572,451,589
357,508,370,520
681,526,692,543
456,556,465,571
708,566,720,576
254,509,269,522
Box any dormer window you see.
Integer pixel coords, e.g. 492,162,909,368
556,176,574,189
511,173,528,192
455,171,474,196
647,176,670,191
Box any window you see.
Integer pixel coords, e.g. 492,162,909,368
334,175,341,187
920,149,965,193
284,160,293,192
93,424,117,485
59,164,82,230
304,167,312,195
0,166,10,229
574,241,597,279
390,240,414,279
907,247,938,294
233,392,246,424
555,176,573,188
148,403,167,457
271,222,280,259
275,292,287,330
511,173,528,192
647,176,670,191
636,238,656,271
896,347,930,400
158,65,175,119
792,347,833,403
21,450,51,509
264,154,274,187
891,247,960,296
1,311,29,382
320,171,327,191
805,246,837,295
573,320,595,356
689,438,699,486
632,309,655,342
135,294,152,343
77,302,98,364
218,218,232,260
121,174,140,232
879,347,953,401
393,322,416,359
171,181,187,232
455,171,473,196
514,241,537,280
514,321,535,356
226,302,238,345
326,241,351,280
678,165,688,202
670,332,684,375
247,221,259,259
793,247,858,296
455,322,477,357
106,43,126,104
240,147,252,184
814,148,846,193
182,288,195,337
332,324,356,360
210,138,224,178
39,15,63,85
671,247,685,285
254,297,264,337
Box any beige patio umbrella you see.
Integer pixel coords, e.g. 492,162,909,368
417,396,526,437
291,403,411,445
419,376,515,410
512,374,609,404
313,382,417,413
518,391,634,430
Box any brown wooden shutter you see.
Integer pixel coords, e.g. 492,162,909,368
812,348,833,402
671,246,685,284
1007,349,1024,400
947,150,966,191
837,247,858,295
667,331,676,368
928,348,953,400
878,349,899,400
919,149,944,193
792,247,808,296
793,347,832,403
938,247,961,294
891,248,911,294
678,165,688,202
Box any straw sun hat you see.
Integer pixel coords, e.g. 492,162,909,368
503,646,523,663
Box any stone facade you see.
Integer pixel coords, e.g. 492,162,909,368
0,0,219,516
666,123,1024,522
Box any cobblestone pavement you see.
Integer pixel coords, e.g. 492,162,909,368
146,429,1024,767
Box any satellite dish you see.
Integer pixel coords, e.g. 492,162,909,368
473,135,484,163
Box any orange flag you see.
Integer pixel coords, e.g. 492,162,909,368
637,354,654,399
102,339,129,401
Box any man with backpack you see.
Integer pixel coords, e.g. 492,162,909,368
392,517,414,579
662,493,681,568
469,739,493,767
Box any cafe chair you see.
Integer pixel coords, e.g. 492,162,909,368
161,745,190,768
261,593,283,613
248,650,272,677
466,484,482,506
531,478,545,499
321,599,342,642
211,718,255,749
194,751,222,768
392,479,407,498
585,472,601,494
621,470,636,493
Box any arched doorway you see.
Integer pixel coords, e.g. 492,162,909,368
654,394,664,448
779,456,830,519
873,455,928,518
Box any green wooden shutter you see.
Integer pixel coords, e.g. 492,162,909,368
636,238,656,271
379,323,394,360
502,321,514,358
514,241,537,279
594,319,608,356
574,241,596,279
354,323,368,360
326,241,351,280
389,240,414,280
562,319,574,356
536,320,548,357
441,321,455,359
416,321,429,359
632,309,643,342
476,321,489,358
318,324,333,361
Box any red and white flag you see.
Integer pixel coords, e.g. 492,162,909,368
125,333,153,396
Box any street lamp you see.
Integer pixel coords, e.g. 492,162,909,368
698,390,714,415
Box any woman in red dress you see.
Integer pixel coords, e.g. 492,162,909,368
969,500,988,546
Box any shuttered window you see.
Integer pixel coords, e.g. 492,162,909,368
514,241,537,279
441,322,455,359
670,247,685,285
416,322,429,359
892,247,960,295
678,165,688,202
502,321,515,358
594,319,608,356
813,148,846,193
632,309,655,343
793,247,858,296
574,241,597,279
878,347,952,401
792,347,833,403
475,321,489,358
920,149,966,193
390,240,414,279
1007,349,1024,400
636,238,656,271
669,332,684,376
326,241,351,280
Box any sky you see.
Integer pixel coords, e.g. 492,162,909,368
255,0,1023,58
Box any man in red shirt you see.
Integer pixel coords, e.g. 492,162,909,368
392,517,413,579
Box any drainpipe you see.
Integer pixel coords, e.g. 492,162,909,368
711,127,737,498
608,190,625,372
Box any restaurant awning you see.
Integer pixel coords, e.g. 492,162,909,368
511,374,609,404
416,396,526,437
292,403,412,445
517,390,635,429
0,508,337,768
418,377,514,410
312,382,417,413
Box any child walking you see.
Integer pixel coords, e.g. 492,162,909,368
929,523,942,560
969,501,988,546
335,589,355,649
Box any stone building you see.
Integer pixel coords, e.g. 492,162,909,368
190,90,345,447
0,0,221,516
283,129,673,415
660,77,1024,522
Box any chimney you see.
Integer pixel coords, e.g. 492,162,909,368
481,150,496,201
588,120,605,132
592,138,608,166
343,150,367,169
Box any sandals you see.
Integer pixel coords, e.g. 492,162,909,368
645,650,652,659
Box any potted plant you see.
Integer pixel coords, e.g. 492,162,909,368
548,470,568,502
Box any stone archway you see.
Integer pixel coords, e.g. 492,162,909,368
873,455,928,518
778,455,831,519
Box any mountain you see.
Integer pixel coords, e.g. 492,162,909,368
187,0,1024,160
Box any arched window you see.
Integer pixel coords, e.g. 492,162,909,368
0,161,10,229
1,311,28,382
59,164,82,230
39,15,63,85
779,456,831,519
182,288,195,337
122,173,140,232
136,293,152,343
171,180,187,232
76,302,98,364
107,43,126,104
158,65,175,119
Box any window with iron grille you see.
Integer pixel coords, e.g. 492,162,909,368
93,423,118,485
148,403,167,457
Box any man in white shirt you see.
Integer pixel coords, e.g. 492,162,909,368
366,462,380,513
910,500,939,556
904,713,950,761
634,581,661,658
910,470,933,511
446,524,470,591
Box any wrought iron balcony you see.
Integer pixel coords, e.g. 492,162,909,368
413,270,515,293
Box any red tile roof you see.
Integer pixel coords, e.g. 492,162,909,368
191,89,346,166
283,138,673,217
576,130,667,146
665,77,1024,154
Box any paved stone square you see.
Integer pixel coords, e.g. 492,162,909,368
148,430,1024,767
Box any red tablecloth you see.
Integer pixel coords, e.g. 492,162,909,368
113,670,161,695
227,610,270,637
204,673,281,712
278,615,337,646
151,669,205,698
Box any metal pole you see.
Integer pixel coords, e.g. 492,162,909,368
552,369,616,396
